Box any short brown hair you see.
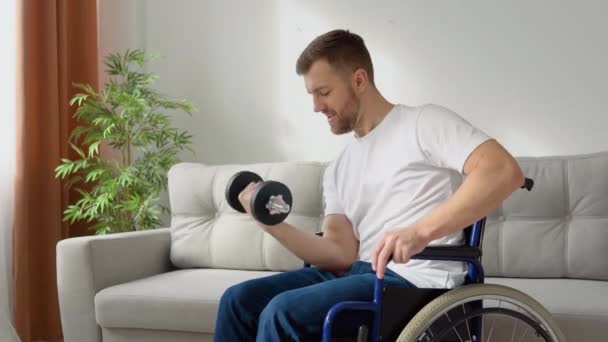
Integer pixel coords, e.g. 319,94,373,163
296,29,374,85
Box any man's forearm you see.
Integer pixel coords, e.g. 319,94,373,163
413,163,525,244
264,222,353,273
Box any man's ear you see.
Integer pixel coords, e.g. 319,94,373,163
352,68,368,93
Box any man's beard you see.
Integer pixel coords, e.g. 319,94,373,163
332,93,360,135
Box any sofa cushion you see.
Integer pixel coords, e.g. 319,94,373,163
483,151,608,280
95,269,278,333
487,277,608,341
96,272,608,339
168,162,326,271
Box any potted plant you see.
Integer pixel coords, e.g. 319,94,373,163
55,49,195,234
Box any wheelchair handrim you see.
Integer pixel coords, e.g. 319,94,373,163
399,284,564,342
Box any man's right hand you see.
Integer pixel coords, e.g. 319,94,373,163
237,181,259,216
238,181,282,232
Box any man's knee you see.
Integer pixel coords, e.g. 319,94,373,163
258,293,295,339
258,293,316,341
259,293,291,324
219,281,258,315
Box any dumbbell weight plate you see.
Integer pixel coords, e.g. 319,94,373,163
250,181,293,225
225,171,263,213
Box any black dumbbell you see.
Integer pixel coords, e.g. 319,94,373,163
225,171,293,225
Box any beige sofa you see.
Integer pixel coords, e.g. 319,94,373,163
57,153,608,341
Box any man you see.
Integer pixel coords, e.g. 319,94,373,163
214,29,524,341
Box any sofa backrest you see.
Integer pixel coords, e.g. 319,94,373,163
168,152,608,280
483,151,608,280
168,162,327,271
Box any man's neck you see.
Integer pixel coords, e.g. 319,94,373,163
353,92,395,138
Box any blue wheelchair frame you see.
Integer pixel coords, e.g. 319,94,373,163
320,178,534,342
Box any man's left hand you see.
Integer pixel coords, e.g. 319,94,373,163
371,225,429,279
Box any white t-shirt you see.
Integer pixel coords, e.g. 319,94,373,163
322,104,492,288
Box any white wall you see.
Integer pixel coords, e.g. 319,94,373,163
98,0,146,70
100,0,608,165
1,0,20,339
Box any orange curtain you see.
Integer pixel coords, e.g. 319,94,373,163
13,0,99,340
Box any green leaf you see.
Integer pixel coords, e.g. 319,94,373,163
72,159,89,173
90,221,113,235
88,141,101,158
69,126,88,141
63,204,83,224
149,52,161,61
69,93,89,106
102,123,116,138
73,83,98,98
179,99,196,113
69,142,86,158
92,117,108,126
117,170,136,187
96,192,111,213
84,169,105,183
54,159,75,178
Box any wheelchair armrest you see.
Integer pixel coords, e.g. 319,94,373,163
410,245,485,283
314,232,481,260
411,245,481,260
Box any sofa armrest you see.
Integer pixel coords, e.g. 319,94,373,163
56,228,172,342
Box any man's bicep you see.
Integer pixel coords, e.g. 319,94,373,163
321,214,358,260
462,139,521,176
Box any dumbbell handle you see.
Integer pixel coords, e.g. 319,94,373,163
266,195,291,214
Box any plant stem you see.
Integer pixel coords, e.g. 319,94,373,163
126,135,132,230
127,136,132,166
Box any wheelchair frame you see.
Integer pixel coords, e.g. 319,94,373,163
320,178,534,342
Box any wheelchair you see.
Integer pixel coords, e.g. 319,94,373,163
317,178,566,342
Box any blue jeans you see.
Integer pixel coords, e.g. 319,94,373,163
213,261,416,342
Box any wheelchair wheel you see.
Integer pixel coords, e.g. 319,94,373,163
396,284,566,342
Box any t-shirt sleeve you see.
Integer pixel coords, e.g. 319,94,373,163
322,161,345,216
416,104,493,173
